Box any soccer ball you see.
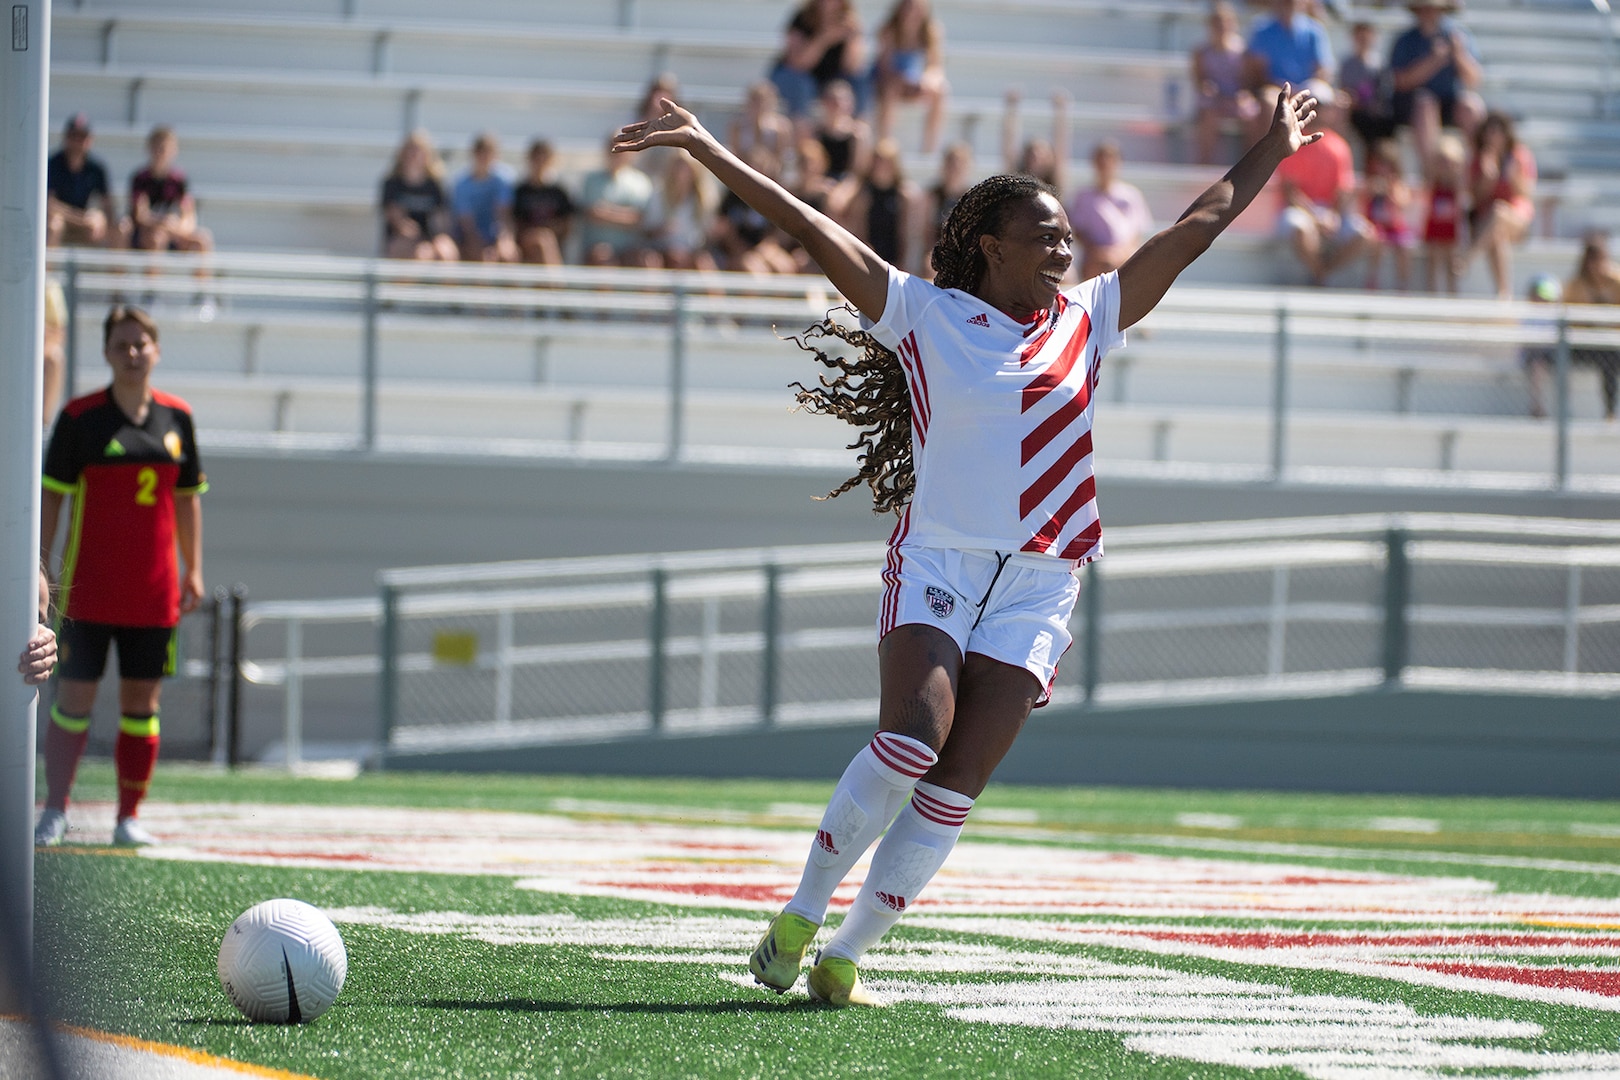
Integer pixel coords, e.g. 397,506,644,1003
217,899,347,1023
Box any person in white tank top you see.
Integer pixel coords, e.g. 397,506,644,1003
613,85,1324,1006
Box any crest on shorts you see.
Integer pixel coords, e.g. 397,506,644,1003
925,586,956,619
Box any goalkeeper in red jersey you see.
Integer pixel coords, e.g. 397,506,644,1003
35,305,206,847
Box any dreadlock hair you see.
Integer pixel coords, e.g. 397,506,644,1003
790,173,1056,514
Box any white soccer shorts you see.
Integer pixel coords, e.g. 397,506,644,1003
877,545,1080,705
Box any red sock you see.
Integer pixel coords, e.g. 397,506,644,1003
44,706,92,813
115,713,160,820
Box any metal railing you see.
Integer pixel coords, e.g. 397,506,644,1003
46,250,1620,491
206,514,1620,769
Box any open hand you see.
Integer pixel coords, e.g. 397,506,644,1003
613,98,708,155
1270,84,1322,157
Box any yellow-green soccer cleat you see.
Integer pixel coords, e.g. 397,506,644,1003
807,953,886,1007
748,911,819,993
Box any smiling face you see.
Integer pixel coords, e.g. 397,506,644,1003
977,191,1073,317
104,316,160,390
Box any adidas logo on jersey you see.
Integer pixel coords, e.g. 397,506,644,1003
965,313,990,327
104,438,126,456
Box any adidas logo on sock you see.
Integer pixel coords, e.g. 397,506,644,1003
965,313,990,327
875,891,907,912
815,829,840,856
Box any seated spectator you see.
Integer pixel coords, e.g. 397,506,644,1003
512,140,575,265
790,136,839,216
1339,20,1397,155
129,125,212,255
832,137,921,272
812,80,873,183
47,113,121,248
1191,2,1260,166
1389,0,1483,171
1362,139,1416,290
1001,87,1069,192
1456,111,1535,300
922,141,973,271
874,0,948,155
769,0,871,121
579,135,656,267
1520,272,1562,419
636,73,682,127
644,151,717,271
709,146,799,275
729,80,796,164
1067,140,1152,281
1271,97,1372,286
451,132,518,263
1561,232,1620,421
1242,0,1335,142
1420,133,1466,293
379,129,459,262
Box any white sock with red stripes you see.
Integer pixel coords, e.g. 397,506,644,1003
781,731,938,925
818,781,974,964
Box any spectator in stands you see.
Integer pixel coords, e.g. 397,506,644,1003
1362,138,1415,290
922,141,973,274
1242,0,1335,141
813,80,873,183
1272,96,1372,285
1457,111,1535,300
769,0,871,120
579,135,656,267
1422,132,1466,293
1388,0,1483,171
1561,231,1620,421
710,146,800,275
791,136,839,216
451,132,519,263
512,139,576,266
1002,87,1069,192
833,137,922,272
730,80,797,165
645,151,718,271
47,113,121,249
1339,21,1397,155
1191,2,1260,166
636,73,682,127
1068,140,1153,281
1520,272,1562,419
129,126,212,256
380,129,459,262
873,0,948,155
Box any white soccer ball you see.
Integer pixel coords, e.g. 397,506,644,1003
217,898,347,1023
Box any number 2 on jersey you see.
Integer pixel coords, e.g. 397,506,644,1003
134,466,158,506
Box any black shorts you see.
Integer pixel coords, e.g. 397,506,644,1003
56,619,177,681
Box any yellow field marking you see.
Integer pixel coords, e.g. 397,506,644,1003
1526,918,1620,930
3,1015,324,1079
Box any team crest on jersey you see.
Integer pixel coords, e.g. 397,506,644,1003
164,431,183,460
925,586,956,618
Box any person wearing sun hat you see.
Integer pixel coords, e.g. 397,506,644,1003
1389,0,1484,170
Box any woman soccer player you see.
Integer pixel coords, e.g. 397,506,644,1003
613,86,1321,1006
35,305,206,847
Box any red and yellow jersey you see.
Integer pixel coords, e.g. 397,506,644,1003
44,387,206,628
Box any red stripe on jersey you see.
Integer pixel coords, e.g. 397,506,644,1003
870,733,936,775
61,388,110,419
1022,315,1092,412
1022,474,1097,554
1020,430,1093,519
1020,382,1092,466
149,388,194,414
896,333,931,445
1017,295,1067,362
910,787,971,826
1058,518,1104,561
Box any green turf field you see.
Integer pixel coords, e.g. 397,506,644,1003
32,762,1620,1079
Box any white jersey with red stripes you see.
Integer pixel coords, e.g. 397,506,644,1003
861,265,1126,563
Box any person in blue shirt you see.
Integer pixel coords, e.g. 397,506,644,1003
1243,0,1334,141
452,132,518,262
1388,0,1484,170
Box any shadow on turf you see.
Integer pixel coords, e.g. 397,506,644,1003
419,998,813,1014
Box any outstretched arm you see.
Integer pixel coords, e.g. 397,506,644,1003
1116,86,1319,330
613,98,890,320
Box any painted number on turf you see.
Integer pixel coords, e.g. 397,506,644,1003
134,467,158,506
